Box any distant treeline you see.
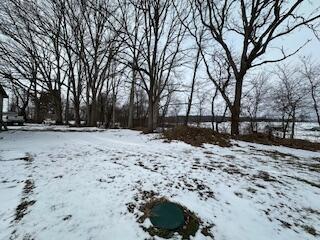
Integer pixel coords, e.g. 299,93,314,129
164,116,316,124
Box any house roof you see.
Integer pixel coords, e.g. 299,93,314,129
0,84,8,98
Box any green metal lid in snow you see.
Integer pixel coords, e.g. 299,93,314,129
150,202,185,230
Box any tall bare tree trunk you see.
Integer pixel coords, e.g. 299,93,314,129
112,91,116,128
153,97,159,130
32,80,41,123
231,78,243,135
311,88,320,127
90,98,97,127
54,91,63,125
147,96,154,132
128,70,136,129
74,100,81,127
86,86,90,126
231,107,241,135
211,87,218,131
290,108,296,139
65,80,70,125
185,47,201,126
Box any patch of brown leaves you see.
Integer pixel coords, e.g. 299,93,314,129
163,126,231,147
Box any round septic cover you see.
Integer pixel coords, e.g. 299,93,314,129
150,202,185,230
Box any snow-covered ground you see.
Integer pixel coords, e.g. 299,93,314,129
0,127,319,240
292,122,320,143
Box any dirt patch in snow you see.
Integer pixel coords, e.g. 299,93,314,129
14,200,36,222
163,127,320,151
179,178,216,200
253,149,299,160
11,155,37,240
235,133,320,151
253,171,279,183
285,175,320,189
14,179,36,222
302,225,318,236
23,179,34,192
162,126,231,147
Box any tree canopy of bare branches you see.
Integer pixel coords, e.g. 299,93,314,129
190,0,320,135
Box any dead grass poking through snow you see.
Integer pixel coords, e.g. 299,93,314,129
236,133,320,151
162,126,320,151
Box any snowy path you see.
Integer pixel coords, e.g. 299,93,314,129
0,129,319,240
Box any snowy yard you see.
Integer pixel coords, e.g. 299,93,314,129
0,128,319,240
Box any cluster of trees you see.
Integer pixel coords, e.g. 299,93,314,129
0,0,319,135
242,59,320,138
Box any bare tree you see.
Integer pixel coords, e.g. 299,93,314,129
159,83,176,127
118,0,188,132
272,64,307,139
2,0,319,133
60,0,86,126
80,1,122,126
191,0,320,135
184,44,202,126
0,0,44,122
116,0,143,129
243,73,269,133
194,82,209,127
301,57,320,127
